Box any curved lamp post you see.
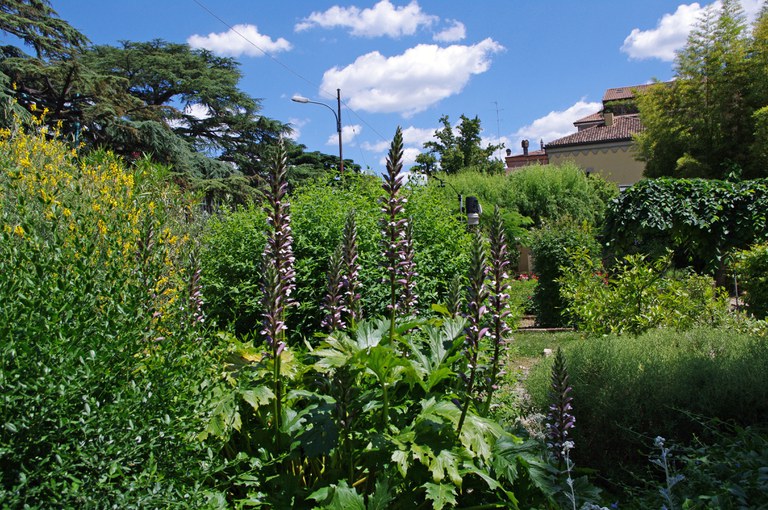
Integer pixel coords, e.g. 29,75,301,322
291,88,344,176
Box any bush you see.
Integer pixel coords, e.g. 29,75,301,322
508,273,538,317
734,242,768,319
561,251,730,335
201,204,267,334
525,327,768,477
529,222,600,327
446,162,617,230
0,124,219,506
604,178,768,274
206,174,475,336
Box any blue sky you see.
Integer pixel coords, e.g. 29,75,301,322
28,1,767,172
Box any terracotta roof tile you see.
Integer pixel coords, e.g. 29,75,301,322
602,83,657,102
574,111,603,124
546,115,643,148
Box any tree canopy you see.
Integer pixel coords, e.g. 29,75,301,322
0,4,345,189
635,0,768,179
0,0,87,58
413,114,504,175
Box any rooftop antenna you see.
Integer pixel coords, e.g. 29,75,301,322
492,101,503,160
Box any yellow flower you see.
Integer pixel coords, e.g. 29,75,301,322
13,225,25,238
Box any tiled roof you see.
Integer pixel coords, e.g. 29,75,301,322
574,112,603,125
546,115,643,148
602,83,657,102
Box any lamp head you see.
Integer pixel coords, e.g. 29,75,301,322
291,95,309,104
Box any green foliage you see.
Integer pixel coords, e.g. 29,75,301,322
0,125,221,506
654,424,768,508
525,327,768,478
290,173,384,334
529,222,600,327
508,274,538,317
0,0,88,58
201,204,267,334
635,1,768,179
604,177,768,273
561,251,730,336
441,162,616,244
206,315,567,508
416,114,504,175
505,162,618,228
734,242,768,319
284,174,472,336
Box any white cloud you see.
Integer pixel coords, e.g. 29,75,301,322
288,117,308,140
401,126,437,147
433,20,466,42
328,124,362,145
512,100,602,149
622,1,763,61
378,147,422,169
321,38,505,117
621,3,704,61
187,24,292,57
295,0,438,38
361,140,390,153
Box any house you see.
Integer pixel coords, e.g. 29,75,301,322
506,84,660,189
544,84,657,189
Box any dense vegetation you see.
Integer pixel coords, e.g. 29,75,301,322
635,0,768,179
4,1,768,509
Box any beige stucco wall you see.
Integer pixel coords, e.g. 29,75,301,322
546,141,645,188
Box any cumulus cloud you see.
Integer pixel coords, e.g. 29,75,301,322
295,0,437,38
187,24,292,57
287,117,307,140
434,20,466,42
621,3,704,61
512,100,602,149
321,38,504,117
377,147,422,169
622,0,763,61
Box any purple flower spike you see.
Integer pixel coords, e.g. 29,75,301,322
546,347,576,465
457,229,489,435
483,205,512,414
342,210,362,324
321,244,347,332
380,127,416,321
260,138,296,355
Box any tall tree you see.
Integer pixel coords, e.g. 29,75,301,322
635,0,767,179
0,0,87,58
81,40,291,176
415,114,503,175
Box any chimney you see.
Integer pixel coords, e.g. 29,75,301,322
604,111,614,127
522,139,529,156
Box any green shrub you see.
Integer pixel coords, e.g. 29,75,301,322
207,174,475,337
529,222,600,327
446,162,617,229
604,178,768,273
0,126,220,506
525,327,768,477
734,242,768,319
201,204,267,334
561,251,730,335
508,273,538,317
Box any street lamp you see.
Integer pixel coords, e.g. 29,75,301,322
291,88,344,176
